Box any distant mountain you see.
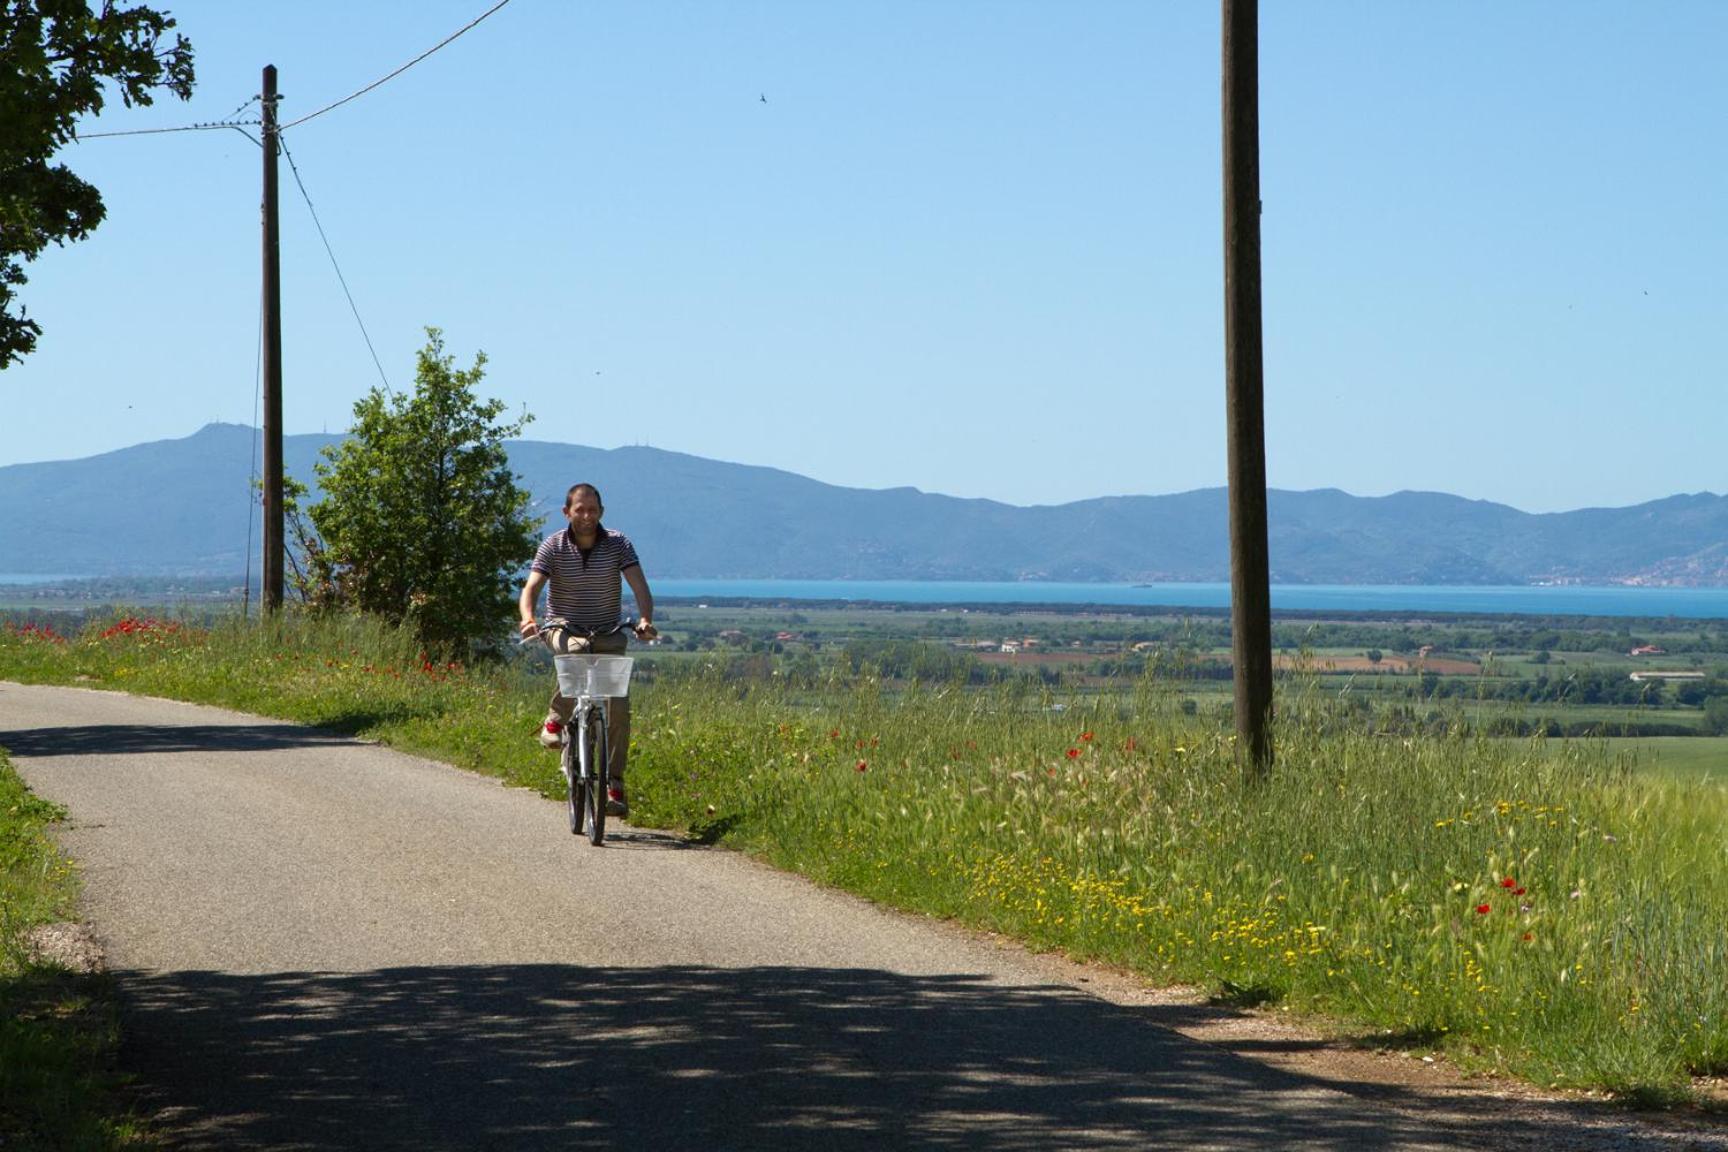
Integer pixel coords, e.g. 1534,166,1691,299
2,423,1725,586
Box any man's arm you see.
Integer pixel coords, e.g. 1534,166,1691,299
623,565,656,639
518,570,548,637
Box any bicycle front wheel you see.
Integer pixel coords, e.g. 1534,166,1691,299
584,711,607,846
563,736,582,836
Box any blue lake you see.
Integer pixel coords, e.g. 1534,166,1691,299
7,572,1728,619
0,573,78,585
653,580,1728,620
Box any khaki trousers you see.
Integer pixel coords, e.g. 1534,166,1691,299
541,625,631,782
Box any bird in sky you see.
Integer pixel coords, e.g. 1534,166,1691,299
760,93,767,103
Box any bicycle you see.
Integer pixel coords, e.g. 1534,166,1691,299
523,617,652,845
553,648,633,844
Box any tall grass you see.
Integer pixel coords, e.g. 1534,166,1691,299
3,613,1726,1102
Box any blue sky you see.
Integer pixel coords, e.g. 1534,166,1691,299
7,0,1724,512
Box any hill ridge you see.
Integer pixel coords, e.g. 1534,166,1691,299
1,423,1724,585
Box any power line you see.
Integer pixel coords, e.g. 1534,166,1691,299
80,0,511,142
76,119,260,142
277,135,394,397
280,0,514,131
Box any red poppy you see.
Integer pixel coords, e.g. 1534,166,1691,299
1080,732,1094,742
828,729,840,740
1514,887,1526,896
1522,933,1533,942
1500,877,1517,889
1065,748,1080,760
1475,904,1491,915
855,760,868,773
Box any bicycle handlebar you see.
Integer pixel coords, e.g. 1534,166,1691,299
518,616,657,644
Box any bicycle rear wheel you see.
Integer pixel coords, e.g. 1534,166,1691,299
584,711,607,846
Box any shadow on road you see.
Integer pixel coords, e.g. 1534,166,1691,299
114,963,1578,1151
0,723,363,758
595,827,706,851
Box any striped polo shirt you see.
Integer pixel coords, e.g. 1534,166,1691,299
530,525,642,631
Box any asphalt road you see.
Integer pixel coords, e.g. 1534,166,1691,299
1,682,1711,1151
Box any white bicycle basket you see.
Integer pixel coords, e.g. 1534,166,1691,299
554,654,635,698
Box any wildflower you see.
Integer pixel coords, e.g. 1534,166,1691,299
1475,904,1492,915
1500,877,1517,889
1124,737,1137,752
1079,732,1094,742
855,760,868,773
1513,887,1525,896
1065,748,1080,760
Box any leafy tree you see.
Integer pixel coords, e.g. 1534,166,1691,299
1,1,194,367
305,329,538,657
1704,696,1728,738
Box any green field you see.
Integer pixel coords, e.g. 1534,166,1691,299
1584,736,1728,781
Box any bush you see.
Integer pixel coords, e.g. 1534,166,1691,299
1704,696,1728,737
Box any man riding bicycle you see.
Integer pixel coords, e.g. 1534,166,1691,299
519,482,656,817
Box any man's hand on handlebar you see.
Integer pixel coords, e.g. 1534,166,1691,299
518,618,540,640
633,619,658,641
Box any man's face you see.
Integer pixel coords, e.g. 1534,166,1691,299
566,492,602,533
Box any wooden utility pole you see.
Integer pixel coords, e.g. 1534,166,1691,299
1222,1,1274,776
261,65,284,613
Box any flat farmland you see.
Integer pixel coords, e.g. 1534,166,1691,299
1580,736,1728,781
1275,651,1482,676
976,649,1096,667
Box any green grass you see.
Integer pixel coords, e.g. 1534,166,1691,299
3,611,1727,1107
1,749,151,1150
1571,737,1728,782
